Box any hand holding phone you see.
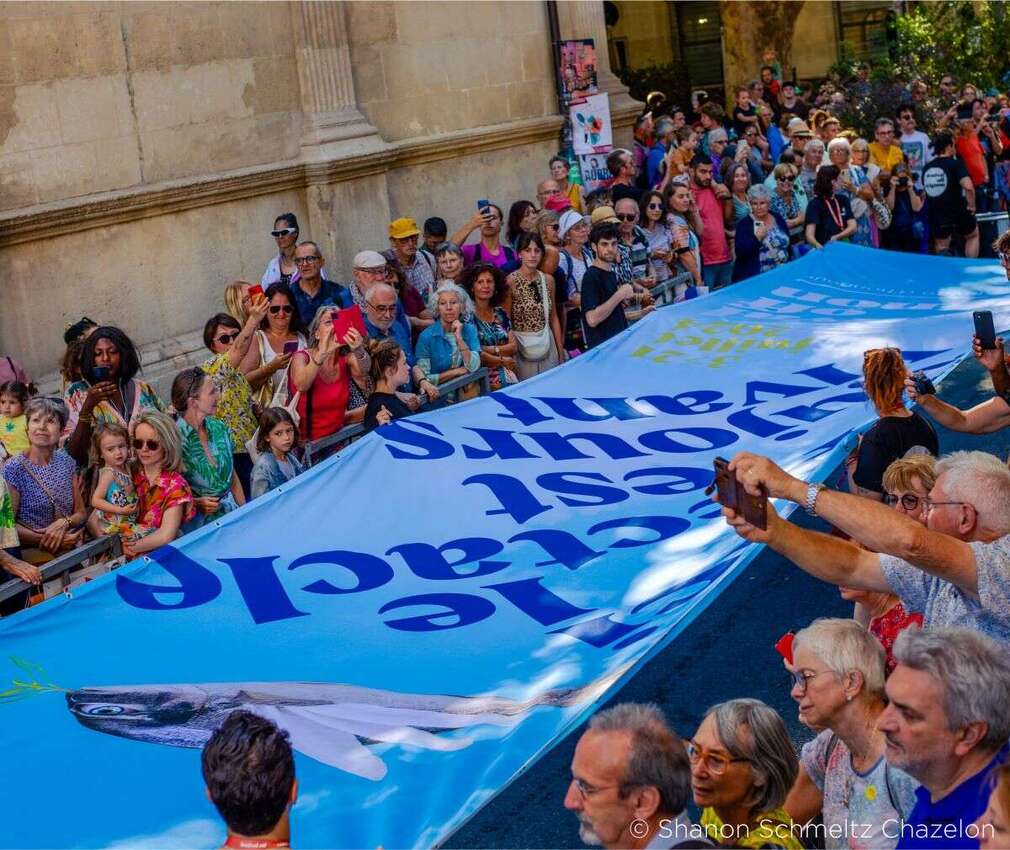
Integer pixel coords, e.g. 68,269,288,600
92,366,111,383
283,340,299,356
706,456,768,530
248,284,265,302
974,310,996,350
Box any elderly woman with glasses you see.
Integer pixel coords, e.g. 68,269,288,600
201,298,269,498
827,137,876,247
840,456,928,674
261,213,300,286
172,367,245,531
415,282,482,404
733,185,790,281
784,619,917,849
798,138,825,201
63,327,166,465
769,164,806,230
847,348,938,501
689,698,803,849
121,410,194,559
3,397,86,562
239,282,307,410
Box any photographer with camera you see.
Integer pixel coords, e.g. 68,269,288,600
881,162,924,253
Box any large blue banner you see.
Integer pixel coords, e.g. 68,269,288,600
1,244,1007,848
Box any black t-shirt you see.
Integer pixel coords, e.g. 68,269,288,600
853,411,939,494
580,265,628,349
922,155,969,221
805,194,855,245
732,105,757,138
363,391,413,432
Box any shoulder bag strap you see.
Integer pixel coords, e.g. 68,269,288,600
19,459,71,521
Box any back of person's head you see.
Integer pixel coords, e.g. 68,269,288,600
606,148,631,177
133,410,184,472
583,188,613,213
935,451,1010,535
588,703,691,817
893,627,1010,752
256,407,299,455
654,117,675,140
882,454,937,495
995,229,1010,257
699,101,725,122
675,125,695,144
793,618,886,701
423,216,447,238
705,699,797,813
79,326,142,385
203,313,241,352
862,347,906,414
589,222,620,247
202,710,296,838
813,164,839,197
224,281,252,325
64,316,98,346
931,129,954,155
367,337,403,385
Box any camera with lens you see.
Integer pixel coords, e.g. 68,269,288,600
897,175,909,188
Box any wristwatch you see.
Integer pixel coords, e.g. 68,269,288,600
804,482,825,516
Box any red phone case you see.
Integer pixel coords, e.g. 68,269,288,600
331,305,367,345
248,284,265,300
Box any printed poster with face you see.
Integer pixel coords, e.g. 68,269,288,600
558,39,598,105
571,93,612,156
578,153,613,193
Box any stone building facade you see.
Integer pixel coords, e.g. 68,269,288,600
0,1,639,392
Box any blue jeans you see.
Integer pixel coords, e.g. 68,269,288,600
702,260,733,290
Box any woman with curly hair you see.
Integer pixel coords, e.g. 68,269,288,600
847,347,938,500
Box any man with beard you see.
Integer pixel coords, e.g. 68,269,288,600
564,703,711,849
877,628,1010,849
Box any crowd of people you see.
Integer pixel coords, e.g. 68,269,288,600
2,59,1010,850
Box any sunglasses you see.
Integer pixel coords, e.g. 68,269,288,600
616,213,637,222
215,332,239,345
647,202,663,210
271,228,297,238
268,305,294,315
884,493,924,511
776,176,796,183
132,438,161,451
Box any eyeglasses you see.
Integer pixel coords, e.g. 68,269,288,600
789,668,833,695
271,228,297,238
132,438,161,451
356,266,387,277
215,332,239,345
884,493,924,511
268,305,293,315
367,302,397,314
684,741,750,776
547,223,560,230
571,777,625,800
923,498,971,512
294,255,321,265
616,213,637,222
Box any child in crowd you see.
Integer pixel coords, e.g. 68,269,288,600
0,380,30,462
250,407,304,500
90,422,143,539
363,339,414,431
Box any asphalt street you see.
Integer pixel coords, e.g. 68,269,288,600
446,353,1010,850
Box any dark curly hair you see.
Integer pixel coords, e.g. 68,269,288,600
79,326,142,385
459,262,508,308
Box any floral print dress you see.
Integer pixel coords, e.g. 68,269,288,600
473,307,518,390
177,416,236,529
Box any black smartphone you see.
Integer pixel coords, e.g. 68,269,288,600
92,366,111,382
477,199,490,215
974,310,997,350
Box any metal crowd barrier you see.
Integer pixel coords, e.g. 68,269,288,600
303,367,491,467
648,271,694,306
0,534,123,605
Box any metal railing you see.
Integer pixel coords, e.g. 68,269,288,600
0,534,123,605
648,271,694,307
303,367,491,466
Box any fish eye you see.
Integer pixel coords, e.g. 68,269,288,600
81,704,126,716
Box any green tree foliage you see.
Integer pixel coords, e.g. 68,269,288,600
617,60,694,115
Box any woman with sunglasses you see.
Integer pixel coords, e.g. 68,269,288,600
847,348,938,501
840,456,928,674
201,298,269,498
769,164,805,231
63,327,166,466
122,410,194,558
172,367,245,531
689,698,802,849
783,619,917,849
240,282,307,410
639,190,675,284
261,213,300,286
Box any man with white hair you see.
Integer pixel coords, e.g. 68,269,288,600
878,627,1010,848
721,450,1010,645
564,703,710,849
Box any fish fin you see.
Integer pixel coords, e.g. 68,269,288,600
293,708,475,752
301,703,516,730
252,705,388,781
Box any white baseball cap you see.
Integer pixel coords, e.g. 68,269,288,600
353,250,387,269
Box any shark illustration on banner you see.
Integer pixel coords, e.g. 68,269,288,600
1,244,1008,849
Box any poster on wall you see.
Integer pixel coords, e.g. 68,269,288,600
578,152,612,192
571,92,613,155
558,38,599,105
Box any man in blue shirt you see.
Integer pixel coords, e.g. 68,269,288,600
362,281,437,403
290,241,352,327
878,627,1010,849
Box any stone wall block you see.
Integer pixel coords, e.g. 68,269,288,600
73,11,128,78
169,4,225,68
0,20,15,86
0,83,61,155
520,39,551,84
131,69,192,133
347,0,396,46
246,56,301,116
188,61,256,126
506,80,550,121
30,139,98,203
348,46,387,105
464,84,513,130
380,46,449,102
0,150,38,210
8,16,79,83
122,10,174,72
95,134,142,192
55,75,133,145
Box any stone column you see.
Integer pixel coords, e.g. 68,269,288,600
555,0,642,142
290,0,383,158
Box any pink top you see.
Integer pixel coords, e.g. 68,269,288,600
690,184,731,265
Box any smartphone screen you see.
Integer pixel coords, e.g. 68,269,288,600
92,366,110,382
283,340,299,355
477,199,490,214
974,310,997,350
